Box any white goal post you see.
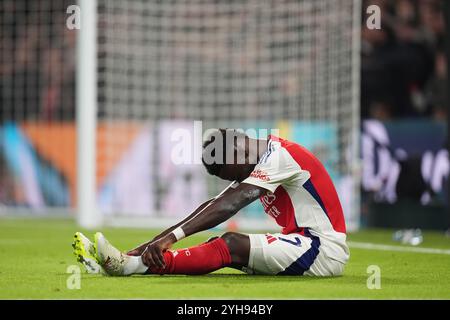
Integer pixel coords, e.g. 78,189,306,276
77,0,100,228
77,0,362,231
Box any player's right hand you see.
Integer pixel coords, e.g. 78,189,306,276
141,233,176,269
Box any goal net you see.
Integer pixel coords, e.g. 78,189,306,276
0,0,361,231
93,0,361,231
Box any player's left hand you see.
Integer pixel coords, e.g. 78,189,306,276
141,233,176,269
126,241,152,256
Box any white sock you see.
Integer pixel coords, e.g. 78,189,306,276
123,256,148,275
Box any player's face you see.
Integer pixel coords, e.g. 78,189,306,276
216,138,254,182
217,163,254,182
217,164,239,181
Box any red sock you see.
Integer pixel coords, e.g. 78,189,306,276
149,238,232,275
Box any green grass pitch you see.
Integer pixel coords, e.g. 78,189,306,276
0,217,449,299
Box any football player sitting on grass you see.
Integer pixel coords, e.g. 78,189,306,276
73,129,349,277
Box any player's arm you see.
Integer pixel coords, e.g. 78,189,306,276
141,183,267,268
179,183,266,237
126,198,214,256
127,181,239,256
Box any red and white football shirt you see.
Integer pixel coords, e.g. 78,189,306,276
242,135,349,262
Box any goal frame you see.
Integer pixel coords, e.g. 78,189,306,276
76,0,362,231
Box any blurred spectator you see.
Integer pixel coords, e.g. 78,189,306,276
425,49,448,121
0,0,75,123
361,0,445,120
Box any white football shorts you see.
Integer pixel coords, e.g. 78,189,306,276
244,232,347,276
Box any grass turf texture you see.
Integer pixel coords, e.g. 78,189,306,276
0,218,449,299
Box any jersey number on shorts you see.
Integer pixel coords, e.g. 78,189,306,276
278,236,302,247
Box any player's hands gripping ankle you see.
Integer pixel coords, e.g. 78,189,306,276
141,233,176,269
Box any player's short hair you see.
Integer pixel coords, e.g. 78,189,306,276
202,128,247,176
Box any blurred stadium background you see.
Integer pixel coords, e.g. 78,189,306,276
0,0,448,234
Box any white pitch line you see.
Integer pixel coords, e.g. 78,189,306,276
348,241,450,255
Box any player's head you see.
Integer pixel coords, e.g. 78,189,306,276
202,128,257,182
